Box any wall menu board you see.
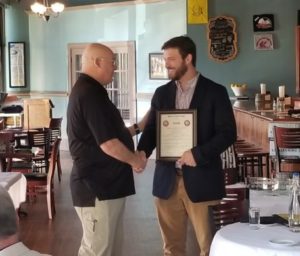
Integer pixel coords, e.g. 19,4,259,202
207,16,237,62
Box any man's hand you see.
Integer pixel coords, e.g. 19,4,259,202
132,151,147,173
178,150,196,167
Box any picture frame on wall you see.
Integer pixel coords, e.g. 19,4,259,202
149,53,168,80
8,42,26,88
253,14,274,32
254,34,274,51
207,16,238,62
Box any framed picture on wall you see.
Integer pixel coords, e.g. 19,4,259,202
253,14,274,32
149,53,168,80
8,42,26,88
254,34,274,51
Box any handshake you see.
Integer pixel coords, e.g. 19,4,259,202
132,150,147,173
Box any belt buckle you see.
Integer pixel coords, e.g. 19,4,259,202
176,168,183,176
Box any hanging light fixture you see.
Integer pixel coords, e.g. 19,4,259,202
31,0,65,22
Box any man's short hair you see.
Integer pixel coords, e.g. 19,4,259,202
0,186,18,239
161,36,197,67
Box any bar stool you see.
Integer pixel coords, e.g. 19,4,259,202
234,140,270,180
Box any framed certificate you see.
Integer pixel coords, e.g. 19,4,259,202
156,109,197,161
8,42,26,88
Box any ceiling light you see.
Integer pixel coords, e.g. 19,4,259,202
31,0,64,22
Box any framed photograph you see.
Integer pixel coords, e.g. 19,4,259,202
253,14,274,32
8,42,26,88
254,34,274,51
149,53,168,80
156,109,197,161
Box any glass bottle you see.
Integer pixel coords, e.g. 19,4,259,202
288,172,300,232
272,99,277,112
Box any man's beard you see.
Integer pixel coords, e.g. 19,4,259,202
168,63,188,80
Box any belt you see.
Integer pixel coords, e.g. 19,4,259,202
176,168,183,176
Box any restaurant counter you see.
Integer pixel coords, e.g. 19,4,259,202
232,99,300,153
232,99,300,122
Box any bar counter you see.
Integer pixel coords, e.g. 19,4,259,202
232,99,300,122
232,99,300,152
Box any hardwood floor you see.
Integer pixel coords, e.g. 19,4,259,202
19,151,199,256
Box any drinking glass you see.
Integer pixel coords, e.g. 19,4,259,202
249,207,260,229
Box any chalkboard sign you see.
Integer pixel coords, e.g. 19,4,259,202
207,16,237,62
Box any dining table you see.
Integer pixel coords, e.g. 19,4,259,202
0,172,27,209
209,222,300,256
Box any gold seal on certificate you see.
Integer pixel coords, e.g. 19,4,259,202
156,109,197,161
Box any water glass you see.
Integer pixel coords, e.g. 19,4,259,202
249,207,260,229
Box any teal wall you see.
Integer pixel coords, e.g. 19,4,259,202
3,0,186,146
26,0,185,94
188,0,300,98
5,0,300,98
3,0,300,145
4,3,29,91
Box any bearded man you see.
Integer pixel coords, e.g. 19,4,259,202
137,36,236,256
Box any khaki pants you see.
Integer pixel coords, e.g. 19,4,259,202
155,176,219,256
75,197,126,256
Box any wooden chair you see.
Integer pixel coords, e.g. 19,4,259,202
49,117,62,181
221,145,237,170
234,140,270,180
273,126,300,172
0,131,15,171
0,118,5,130
28,129,51,173
222,145,239,185
12,129,51,174
26,138,61,219
209,200,241,236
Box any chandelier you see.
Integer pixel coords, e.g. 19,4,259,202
31,0,65,22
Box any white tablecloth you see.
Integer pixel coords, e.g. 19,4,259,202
0,172,27,209
210,222,300,256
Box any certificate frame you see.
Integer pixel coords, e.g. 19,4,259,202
8,42,26,88
156,109,197,161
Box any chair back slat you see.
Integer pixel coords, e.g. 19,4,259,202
28,129,50,148
27,129,51,173
209,201,241,235
47,138,61,185
49,118,62,143
221,145,237,169
273,126,300,172
274,127,300,149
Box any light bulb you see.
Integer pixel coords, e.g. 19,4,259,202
31,2,47,15
51,2,65,13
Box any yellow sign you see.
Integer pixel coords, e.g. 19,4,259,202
187,0,208,24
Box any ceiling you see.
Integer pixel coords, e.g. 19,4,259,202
5,0,132,10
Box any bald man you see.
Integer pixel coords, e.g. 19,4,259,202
67,43,147,256
0,186,51,255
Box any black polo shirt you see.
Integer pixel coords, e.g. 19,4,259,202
67,73,135,207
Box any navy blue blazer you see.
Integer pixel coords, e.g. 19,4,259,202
137,74,237,202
